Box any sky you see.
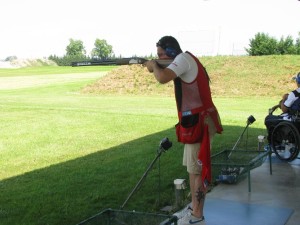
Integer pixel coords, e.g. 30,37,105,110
0,0,300,60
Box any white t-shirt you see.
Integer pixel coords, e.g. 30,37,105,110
284,87,300,108
167,52,198,83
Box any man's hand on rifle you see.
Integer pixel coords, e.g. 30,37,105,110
143,60,156,73
144,59,177,84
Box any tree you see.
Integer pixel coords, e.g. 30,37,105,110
295,32,300,55
245,32,278,56
277,35,296,55
66,38,86,57
91,39,113,59
5,56,17,61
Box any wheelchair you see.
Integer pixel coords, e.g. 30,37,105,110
265,104,300,161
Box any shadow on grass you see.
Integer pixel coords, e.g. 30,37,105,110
0,125,266,225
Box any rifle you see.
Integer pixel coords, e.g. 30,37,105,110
71,57,172,68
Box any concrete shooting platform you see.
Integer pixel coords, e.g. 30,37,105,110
176,154,300,225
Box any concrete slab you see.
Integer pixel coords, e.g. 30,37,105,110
206,154,300,225
204,198,293,225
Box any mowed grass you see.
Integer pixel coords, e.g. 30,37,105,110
0,65,113,77
0,55,299,225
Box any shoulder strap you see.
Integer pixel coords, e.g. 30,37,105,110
290,90,300,112
292,90,300,97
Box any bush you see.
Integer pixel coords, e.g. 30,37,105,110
48,55,90,66
246,32,300,56
246,33,278,56
277,36,296,55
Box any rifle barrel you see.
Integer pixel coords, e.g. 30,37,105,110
71,58,173,68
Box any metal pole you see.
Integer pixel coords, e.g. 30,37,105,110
228,122,250,158
120,147,164,209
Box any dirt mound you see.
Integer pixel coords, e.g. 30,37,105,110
0,58,57,68
0,61,14,68
81,65,174,96
82,55,299,98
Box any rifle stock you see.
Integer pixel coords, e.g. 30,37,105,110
71,57,172,68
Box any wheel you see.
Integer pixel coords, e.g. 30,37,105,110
271,121,300,161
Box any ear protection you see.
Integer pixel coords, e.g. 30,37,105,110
157,39,179,58
165,47,178,58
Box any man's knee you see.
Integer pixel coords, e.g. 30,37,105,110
265,115,282,127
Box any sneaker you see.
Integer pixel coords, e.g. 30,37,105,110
177,212,206,225
173,205,192,219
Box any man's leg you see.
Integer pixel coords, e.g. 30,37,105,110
190,173,206,218
183,143,206,218
264,115,283,142
177,172,206,225
189,174,195,209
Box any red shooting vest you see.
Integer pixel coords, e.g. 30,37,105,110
174,52,223,144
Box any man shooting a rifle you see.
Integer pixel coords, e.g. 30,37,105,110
144,36,223,225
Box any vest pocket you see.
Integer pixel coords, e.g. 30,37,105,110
175,113,203,144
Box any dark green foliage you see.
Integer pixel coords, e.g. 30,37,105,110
295,33,300,54
66,38,86,57
277,36,296,55
246,33,278,55
91,39,113,59
246,32,300,56
5,56,17,61
48,54,90,66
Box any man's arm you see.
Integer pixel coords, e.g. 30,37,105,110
145,60,177,84
280,93,289,113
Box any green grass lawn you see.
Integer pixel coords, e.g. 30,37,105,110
0,60,284,224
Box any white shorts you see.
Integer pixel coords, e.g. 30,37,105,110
183,143,202,174
183,135,214,174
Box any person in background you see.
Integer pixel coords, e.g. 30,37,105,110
145,36,223,225
280,72,300,114
265,72,300,141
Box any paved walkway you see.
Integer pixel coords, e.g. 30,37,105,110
206,154,300,225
